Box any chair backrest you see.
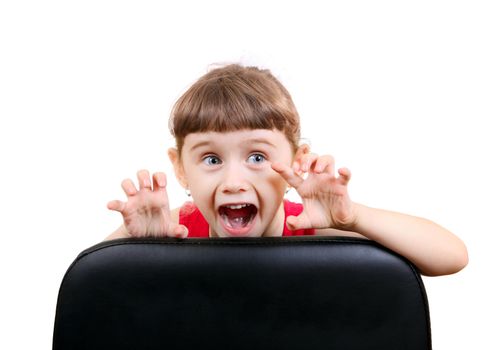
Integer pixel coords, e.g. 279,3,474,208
53,236,431,350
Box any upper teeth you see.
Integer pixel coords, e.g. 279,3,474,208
226,204,250,209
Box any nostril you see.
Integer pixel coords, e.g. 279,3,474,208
221,180,250,193
223,186,246,193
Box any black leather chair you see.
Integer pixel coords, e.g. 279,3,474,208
52,236,431,349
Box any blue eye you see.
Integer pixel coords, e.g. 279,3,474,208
203,155,222,166
248,153,266,164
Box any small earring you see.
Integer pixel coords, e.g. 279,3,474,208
185,188,191,197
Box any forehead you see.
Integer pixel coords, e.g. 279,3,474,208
182,129,293,153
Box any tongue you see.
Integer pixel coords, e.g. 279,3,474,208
222,207,253,228
223,207,251,218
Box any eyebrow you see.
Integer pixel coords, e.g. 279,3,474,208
189,138,277,152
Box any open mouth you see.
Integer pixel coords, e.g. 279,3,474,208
218,203,258,235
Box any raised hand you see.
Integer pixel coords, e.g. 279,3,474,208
272,154,357,231
107,170,188,238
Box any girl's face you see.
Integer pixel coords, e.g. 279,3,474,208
172,129,295,237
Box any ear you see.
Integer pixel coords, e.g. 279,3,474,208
168,148,188,189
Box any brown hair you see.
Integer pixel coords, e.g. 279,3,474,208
169,64,301,155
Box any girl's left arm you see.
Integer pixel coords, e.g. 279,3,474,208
272,153,468,277
320,203,468,276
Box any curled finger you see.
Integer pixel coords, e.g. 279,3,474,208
292,143,311,173
137,169,152,190
271,162,304,189
152,172,167,191
313,155,335,174
121,179,137,196
338,167,352,185
300,153,319,173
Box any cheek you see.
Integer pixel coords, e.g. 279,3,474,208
186,172,219,199
258,168,288,195
255,172,287,223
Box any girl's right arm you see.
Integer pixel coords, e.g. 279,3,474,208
104,170,187,241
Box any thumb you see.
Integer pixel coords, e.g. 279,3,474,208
286,214,312,231
174,224,189,238
168,223,189,238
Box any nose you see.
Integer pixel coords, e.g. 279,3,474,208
219,163,251,194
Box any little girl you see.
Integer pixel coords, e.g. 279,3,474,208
106,64,468,277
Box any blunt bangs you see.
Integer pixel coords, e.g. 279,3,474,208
169,65,300,154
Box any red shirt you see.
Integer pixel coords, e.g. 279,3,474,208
179,200,315,238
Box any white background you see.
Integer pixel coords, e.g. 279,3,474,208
1,1,486,349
